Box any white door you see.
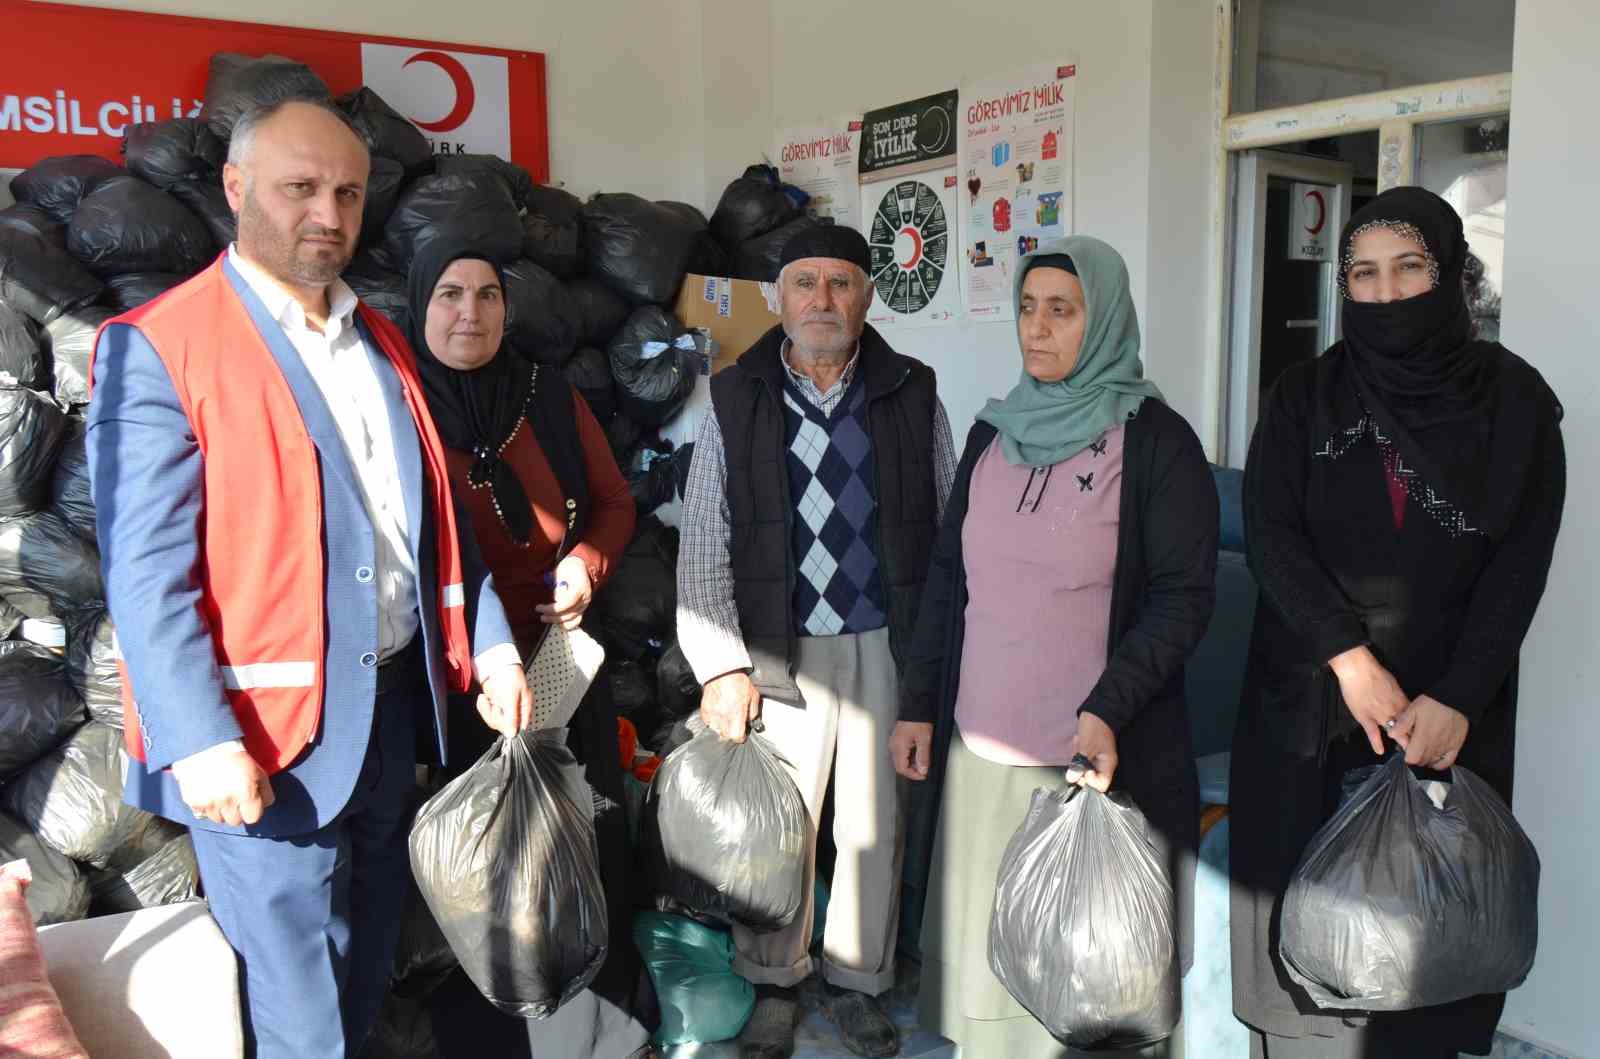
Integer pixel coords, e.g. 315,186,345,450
1225,151,1354,467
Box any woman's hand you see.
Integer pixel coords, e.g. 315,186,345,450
889,721,935,781
536,555,593,630
1067,712,1118,792
1328,645,1410,756
1389,695,1470,770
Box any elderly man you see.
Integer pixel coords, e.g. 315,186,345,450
678,227,955,1058
87,97,531,1057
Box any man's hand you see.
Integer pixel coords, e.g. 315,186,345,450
1390,694,1470,770
889,721,935,780
536,555,594,631
478,663,533,738
172,747,275,827
1067,712,1119,793
699,671,761,743
1328,645,1410,756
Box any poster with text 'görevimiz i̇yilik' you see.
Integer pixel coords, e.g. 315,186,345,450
959,63,1077,321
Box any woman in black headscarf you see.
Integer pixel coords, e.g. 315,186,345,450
402,236,652,1059
1229,187,1566,1058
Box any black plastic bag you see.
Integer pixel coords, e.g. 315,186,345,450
565,276,631,348
0,378,68,519
102,271,188,311
0,216,104,325
51,417,96,543
605,657,655,717
501,258,578,365
68,175,216,278
642,726,808,930
168,180,237,251
87,830,199,915
626,438,678,515
122,119,226,190
67,610,123,728
988,782,1179,1050
379,172,523,276
522,186,585,278
607,306,695,427
563,346,616,424
0,809,90,925
202,52,330,139
582,194,700,306
336,87,433,178
409,728,608,1018
393,873,459,998
0,640,86,782
590,517,677,662
0,595,23,641
710,171,800,250
344,252,409,332
657,201,709,229
43,306,117,408
1280,754,1539,1011
361,156,407,248
2,721,172,869
685,229,731,279
0,202,67,248
435,153,535,208
360,992,437,1059
0,300,45,388
604,411,644,467
0,508,105,619
657,640,701,719
10,156,123,225
732,215,828,283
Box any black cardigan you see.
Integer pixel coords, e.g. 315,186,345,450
900,398,1219,969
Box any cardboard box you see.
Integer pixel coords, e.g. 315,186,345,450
673,274,783,373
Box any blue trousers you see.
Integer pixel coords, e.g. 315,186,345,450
191,670,423,1059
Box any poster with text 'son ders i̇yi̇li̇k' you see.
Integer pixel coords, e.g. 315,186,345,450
959,62,1077,321
858,89,962,329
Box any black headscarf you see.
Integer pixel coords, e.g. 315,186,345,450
406,235,576,548
1322,187,1558,539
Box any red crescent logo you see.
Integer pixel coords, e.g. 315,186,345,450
1304,189,1327,235
403,50,475,133
900,226,923,269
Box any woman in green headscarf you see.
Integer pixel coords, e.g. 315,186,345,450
890,236,1218,1057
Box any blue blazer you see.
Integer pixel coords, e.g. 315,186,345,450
86,260,516,838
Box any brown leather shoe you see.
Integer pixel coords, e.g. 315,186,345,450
822,988,900,1057
738,987,800,1059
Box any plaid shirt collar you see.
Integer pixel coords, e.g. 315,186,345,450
780,337,862,403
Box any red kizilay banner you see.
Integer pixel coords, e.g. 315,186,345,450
0,0,549,178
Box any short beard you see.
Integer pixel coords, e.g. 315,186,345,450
237,190,350,288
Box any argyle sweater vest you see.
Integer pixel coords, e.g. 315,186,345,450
783,374,888,637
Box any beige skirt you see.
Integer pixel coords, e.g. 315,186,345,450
917,729,1178,1059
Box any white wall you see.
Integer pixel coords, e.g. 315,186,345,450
1497,0,1600,1053
44,0,710,204
735,0,1218,442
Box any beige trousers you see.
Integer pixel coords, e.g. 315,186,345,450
730,626,907,996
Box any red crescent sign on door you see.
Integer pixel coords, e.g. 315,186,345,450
0,0,549,179
1304,188,1327,235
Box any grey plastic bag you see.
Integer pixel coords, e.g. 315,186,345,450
989,781,1179,1050
641,720,808,931
408,728,607,1019
1280,753,1539,1011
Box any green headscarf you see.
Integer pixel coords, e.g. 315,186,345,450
977,235,1163,467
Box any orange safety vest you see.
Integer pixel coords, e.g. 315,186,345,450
92,257,476,772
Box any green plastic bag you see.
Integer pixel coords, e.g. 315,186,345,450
633,911,755,1045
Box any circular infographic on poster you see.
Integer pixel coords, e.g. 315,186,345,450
867,179,950,316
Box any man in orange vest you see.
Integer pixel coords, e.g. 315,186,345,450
86,97,531,1058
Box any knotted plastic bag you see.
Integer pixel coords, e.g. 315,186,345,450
641,721,808,931
989,781,1179,1050
1280,753,1539,1011
408,728,607,1019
